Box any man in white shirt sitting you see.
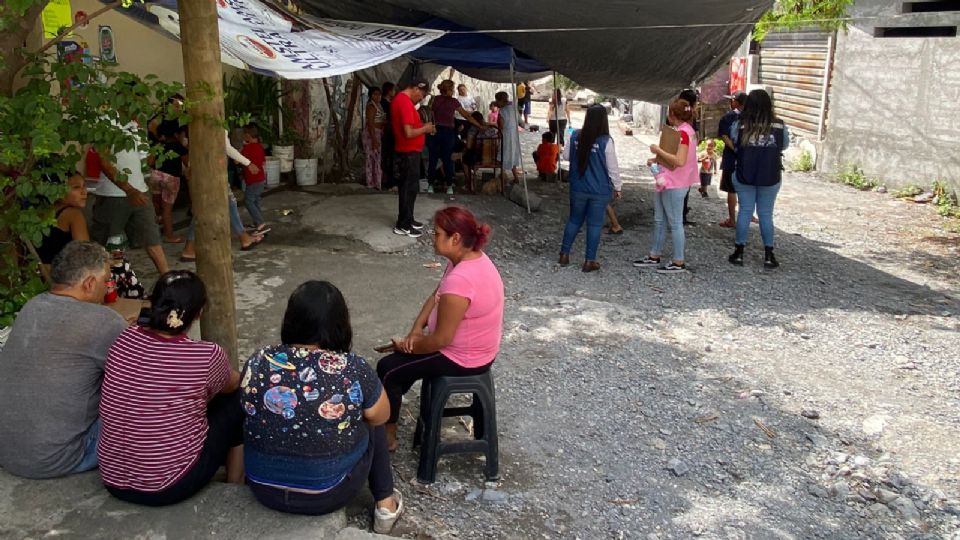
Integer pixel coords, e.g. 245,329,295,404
455,84,478,137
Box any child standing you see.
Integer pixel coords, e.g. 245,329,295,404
697,139,718,198
241,124,268,233
533,131,560,181
487,101,499,125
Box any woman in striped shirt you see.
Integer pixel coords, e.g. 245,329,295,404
98,271,243,506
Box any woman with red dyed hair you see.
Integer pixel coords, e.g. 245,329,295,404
376,206,504,451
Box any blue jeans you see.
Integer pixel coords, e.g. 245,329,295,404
733,179,781,247
428,126,456,187
187,188,245,240
244,181,265,226
561,191,610,261
650,188,687,261
71,418,101,473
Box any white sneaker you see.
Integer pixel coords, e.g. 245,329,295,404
373,489,404,534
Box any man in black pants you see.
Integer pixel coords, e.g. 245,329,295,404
390,77,435,238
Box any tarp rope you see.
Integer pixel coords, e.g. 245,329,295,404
436,15,904,33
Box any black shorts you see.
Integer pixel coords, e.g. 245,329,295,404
106,391,244,507
699,173,712,186
719,169,735,193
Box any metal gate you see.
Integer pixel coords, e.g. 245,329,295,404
758,29,835,140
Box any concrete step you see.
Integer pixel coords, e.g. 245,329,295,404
0,470,351,539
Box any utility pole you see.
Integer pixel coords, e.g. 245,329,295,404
178,1,239,366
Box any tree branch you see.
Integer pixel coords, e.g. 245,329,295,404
35,0,122,55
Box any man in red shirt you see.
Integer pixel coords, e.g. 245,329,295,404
391,77,435,238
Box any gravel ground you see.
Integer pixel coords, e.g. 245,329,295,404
345,108,960,539
118,106,959,539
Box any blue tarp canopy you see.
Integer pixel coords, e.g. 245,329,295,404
410,19,549,74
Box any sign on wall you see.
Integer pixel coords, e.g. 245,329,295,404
41,0,73,38
99,25,117,64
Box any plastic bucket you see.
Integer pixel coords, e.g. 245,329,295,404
264,158,281,187
294,158,318,186
273,145,295,173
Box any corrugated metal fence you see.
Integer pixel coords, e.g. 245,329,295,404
759,29,835,140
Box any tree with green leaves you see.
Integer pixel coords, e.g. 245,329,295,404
753,0,855,41
0,1,183,325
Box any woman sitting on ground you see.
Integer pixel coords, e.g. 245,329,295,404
98,270,244,506
378,206,504,451
36,172,89,273
242,281,402,533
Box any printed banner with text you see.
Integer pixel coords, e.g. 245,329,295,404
141,0,443,78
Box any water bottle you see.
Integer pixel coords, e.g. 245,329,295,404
649,163,667,188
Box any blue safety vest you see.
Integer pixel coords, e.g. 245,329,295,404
568,131,612,196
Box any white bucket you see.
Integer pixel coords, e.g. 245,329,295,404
273,145,295,173
264,158,281,187
294,158,318,186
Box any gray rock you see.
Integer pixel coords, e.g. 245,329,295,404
868,503,892,517
808,485,830,498
888,497,921,520
831,481,851,500
801,410,821,419
481,489,509,503
806,432,829,448
465,489,482,502
667,458,690,477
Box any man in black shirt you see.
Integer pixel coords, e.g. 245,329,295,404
718,92,747,227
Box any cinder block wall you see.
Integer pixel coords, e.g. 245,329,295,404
821,0,960,193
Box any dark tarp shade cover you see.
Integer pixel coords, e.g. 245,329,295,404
277,0,773,101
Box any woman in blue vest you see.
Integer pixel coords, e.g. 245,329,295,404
728,89,789,269
558,105,623,272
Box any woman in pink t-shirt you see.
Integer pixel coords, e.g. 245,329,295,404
633,97,699,274
377,206,504,450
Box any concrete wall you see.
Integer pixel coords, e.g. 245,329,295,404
821,0,960,193
70,0,185,83
630,101,666,134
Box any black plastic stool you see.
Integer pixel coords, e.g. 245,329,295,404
413,370,499,484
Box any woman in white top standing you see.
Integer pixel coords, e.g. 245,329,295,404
364,86,387,190
548,89,572,147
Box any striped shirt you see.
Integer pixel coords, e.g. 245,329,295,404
98,326,229,492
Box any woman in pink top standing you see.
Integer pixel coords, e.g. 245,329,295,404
377,206,504,450
634,98,699,273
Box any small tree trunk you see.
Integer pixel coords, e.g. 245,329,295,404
178,1,239,366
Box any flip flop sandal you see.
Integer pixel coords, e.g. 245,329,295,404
241,236,264,251
179,255,196,262
608,229,624,235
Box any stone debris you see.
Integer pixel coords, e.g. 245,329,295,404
666,458,690,477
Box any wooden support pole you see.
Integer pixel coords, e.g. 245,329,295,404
179,0,239,366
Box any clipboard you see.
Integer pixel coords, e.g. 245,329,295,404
656,125,680,170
